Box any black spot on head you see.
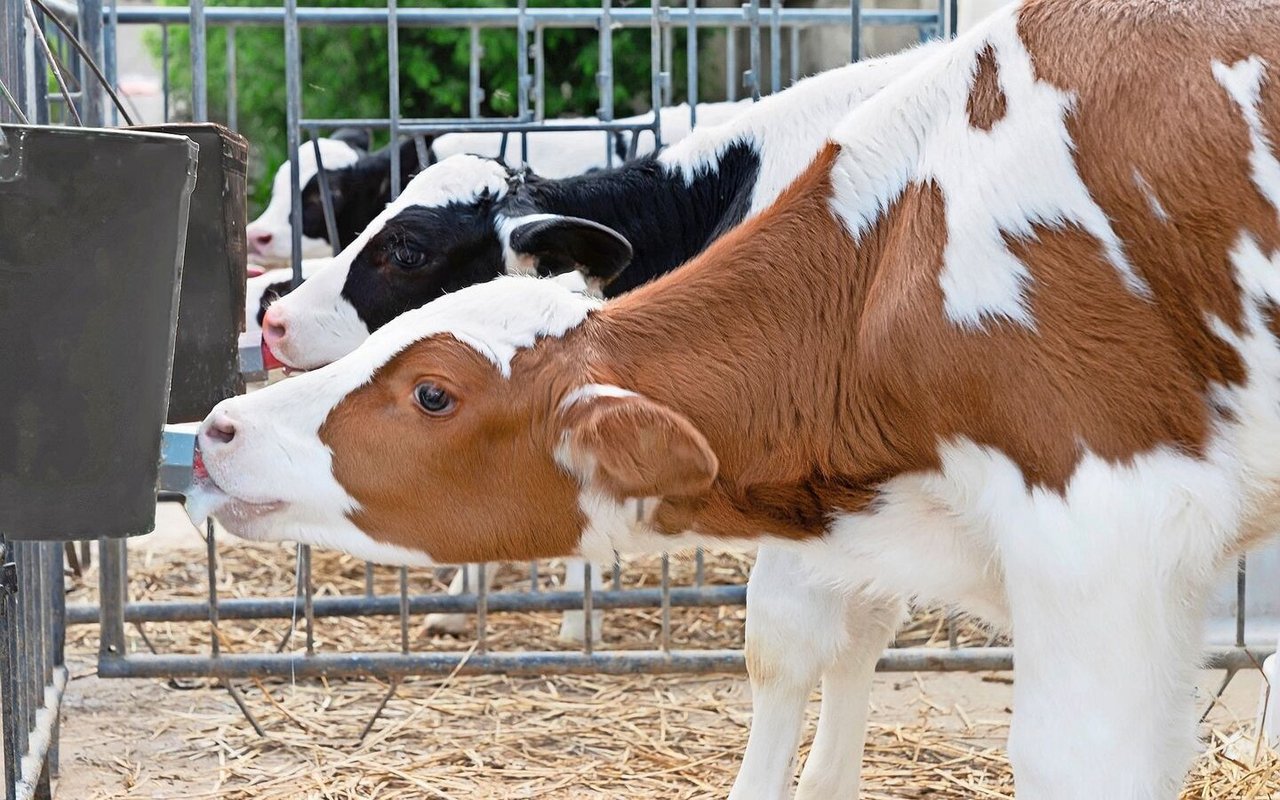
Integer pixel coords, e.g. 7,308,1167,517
340,199,506,332
298,137,430,250
256,279,292,327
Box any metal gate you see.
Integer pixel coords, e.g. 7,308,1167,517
7,0,1276,709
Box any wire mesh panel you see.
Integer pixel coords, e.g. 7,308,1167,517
0,539,67,800
42,1,1271,691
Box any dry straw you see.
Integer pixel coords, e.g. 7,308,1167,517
66,542,1277,798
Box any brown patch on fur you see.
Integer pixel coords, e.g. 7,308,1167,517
321,337,586,563
319,0,1280,558
966,44,1007,131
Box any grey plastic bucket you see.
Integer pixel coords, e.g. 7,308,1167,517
133,123,249,423
0,125,198,540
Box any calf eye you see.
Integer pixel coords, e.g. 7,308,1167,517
414,382,455,415
393,247,427,270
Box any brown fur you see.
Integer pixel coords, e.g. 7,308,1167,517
324,0,1280,558
322,337,587,563
967,44,1007,130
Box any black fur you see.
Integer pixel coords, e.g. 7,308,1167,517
503,140,761,296
299,137,429,250
340,196,509,332
329,139,762,334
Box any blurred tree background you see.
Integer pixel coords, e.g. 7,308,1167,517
150,0,695,210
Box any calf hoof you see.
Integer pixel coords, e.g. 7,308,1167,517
425,612,471,636
558,610,605,645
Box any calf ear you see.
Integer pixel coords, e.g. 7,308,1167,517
561,393,718,500
508,216,633,286
330,127,370,153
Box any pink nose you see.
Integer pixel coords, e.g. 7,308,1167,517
200,409,238,452
260,307,288,369
249,230,273,252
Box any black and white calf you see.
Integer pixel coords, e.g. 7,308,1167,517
259,49,936,369
244,102,750,282
245,129,369,269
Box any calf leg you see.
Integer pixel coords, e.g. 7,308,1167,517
729,546,902,800
557,558,605,644
794,595,905,800
425,563,486,636
1002,529,1219,798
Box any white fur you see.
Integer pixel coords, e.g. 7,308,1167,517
243,260,327,338
246,138,362,268
828,7,1147,329
1132,169,1171,224
199,276,598,557
661,43,944,215
261,155,512,369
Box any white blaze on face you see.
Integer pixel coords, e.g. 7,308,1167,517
245,138,362,268
261,154,512,371
194,275,599,563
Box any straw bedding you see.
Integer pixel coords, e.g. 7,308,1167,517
64,541,1277,798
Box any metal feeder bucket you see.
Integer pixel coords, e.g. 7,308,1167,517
133,123,249,423
0,125,198,540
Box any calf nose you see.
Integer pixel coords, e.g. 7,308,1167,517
200,408,239,451
261,306,288,356
248,230,274,252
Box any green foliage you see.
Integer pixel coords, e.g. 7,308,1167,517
148,0,688,211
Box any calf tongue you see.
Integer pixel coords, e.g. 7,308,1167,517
247,264,266,278
261,335,286,372
184,444,229,527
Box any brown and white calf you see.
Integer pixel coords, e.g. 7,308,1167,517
192,0,1280,795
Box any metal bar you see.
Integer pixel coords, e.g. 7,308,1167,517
160,25,168,122
189,0,206,120
516,0,528,162
205,520,219,657
1,0,28,124
768,0,780,94
364,562,375,598
398,567,408,655
725,21,737,102
746,0,760,101
789,24,799,85
475,563,488,654
31,7,49,124
97,538,128,659
310,135,341,253
105,0,117,123
2,539,19,800
95,646,1279,680
284,0,303,286
68,585,750,625
532,24,544,121
850,0,862,62
685,0,696,126
660,555,671,652
597,0,613,166
1236,554,1247,648
468,25,482,119
107,6,938,28
299,118,661,133
302,546,314,655
225,25,236,130
649,0,662,148
581,563,594,655
387,0,400,197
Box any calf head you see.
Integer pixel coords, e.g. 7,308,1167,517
193,277,717,565
260,154,633,371
246,135,366,267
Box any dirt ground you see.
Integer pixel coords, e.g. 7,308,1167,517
47,504,1278,799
